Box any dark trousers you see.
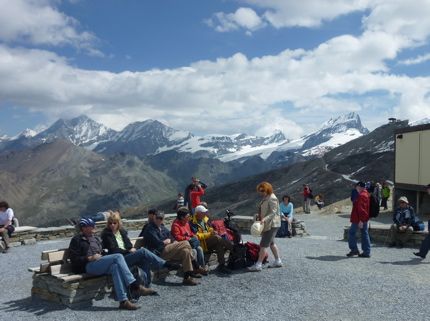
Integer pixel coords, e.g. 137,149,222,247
381,197,388,209
418,234,430,258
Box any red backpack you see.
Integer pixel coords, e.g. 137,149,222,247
245,241,268,264
211,219,235,242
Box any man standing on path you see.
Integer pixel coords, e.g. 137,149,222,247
414,184,430,259
347,181,371,258
303,184,312,214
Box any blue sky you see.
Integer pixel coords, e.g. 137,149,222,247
0,0,430,138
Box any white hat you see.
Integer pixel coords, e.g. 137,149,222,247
194,205,208,213
250,221,264,237
398,196,409,204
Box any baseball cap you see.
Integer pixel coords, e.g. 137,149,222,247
79,218,95,228
398,196,409,204
195,205,208,213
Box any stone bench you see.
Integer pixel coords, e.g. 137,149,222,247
29,237,145,307
343,224,427,247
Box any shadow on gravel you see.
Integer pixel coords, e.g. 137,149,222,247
378,258,430,266
2,297,66,316
306,255,350,262
2,297,119,315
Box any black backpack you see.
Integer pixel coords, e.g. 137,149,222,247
369,194,380,218
128,265,147,301
227,243,249,270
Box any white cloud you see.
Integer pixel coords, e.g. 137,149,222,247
399,53,430,65
206,7,265,33
0,0,99,54
207,0,371,32
1,0,430,136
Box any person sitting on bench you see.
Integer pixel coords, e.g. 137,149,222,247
68,218,147,310
101,211,179,289
171,207,207,275
190,205,233,274
143,211,200,286
389,196,415,248
0,201,15,253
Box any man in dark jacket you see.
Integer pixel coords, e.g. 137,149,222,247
347,181,371,258
68,218,144,310
389,196,415,247
414,184,430,258
138,208,157,237
143,211,200,286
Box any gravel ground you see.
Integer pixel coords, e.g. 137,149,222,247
1,212,429,321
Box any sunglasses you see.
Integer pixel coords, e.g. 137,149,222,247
108,221,118,225
156,217,164,220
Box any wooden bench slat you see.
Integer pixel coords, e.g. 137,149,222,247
41,248,68,260
47,250,69,263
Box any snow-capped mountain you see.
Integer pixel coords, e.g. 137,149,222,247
218,112,369,161
0,115,116,152
94,120,192,158
12,128,38,140
38,115,116,147
410,118,430,126
1,112,369,165
157,130,288,158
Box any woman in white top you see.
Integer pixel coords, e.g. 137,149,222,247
0,201,15,252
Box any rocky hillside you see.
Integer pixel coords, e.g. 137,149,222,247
0,140,177,226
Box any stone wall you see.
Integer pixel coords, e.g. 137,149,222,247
2,214,308,249
343,224,427,247
231,216,308,237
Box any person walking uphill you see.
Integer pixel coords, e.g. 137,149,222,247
248,181,283,272
347,181,371,258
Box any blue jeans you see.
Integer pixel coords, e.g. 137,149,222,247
124,248,166,286
194,246,205,267
348,222,371,256
86,253,135,302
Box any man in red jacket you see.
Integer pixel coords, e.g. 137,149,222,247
347,181,371,258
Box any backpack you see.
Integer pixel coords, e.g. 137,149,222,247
211,219,239,243
128,265,148,301
369,194,380,218
245,242,268,264
227,243,249,270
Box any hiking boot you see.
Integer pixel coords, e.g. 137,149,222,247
194,267,208,276
190,272,202,278
216,265,232,274
164,262,181,271
388,242,397,248
247,264,262,272
182,277,199,286
268,260,283,268
414,252,426,259
119,300,140,310
346,251,359,257
358,253,371,258
135,285,157,296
